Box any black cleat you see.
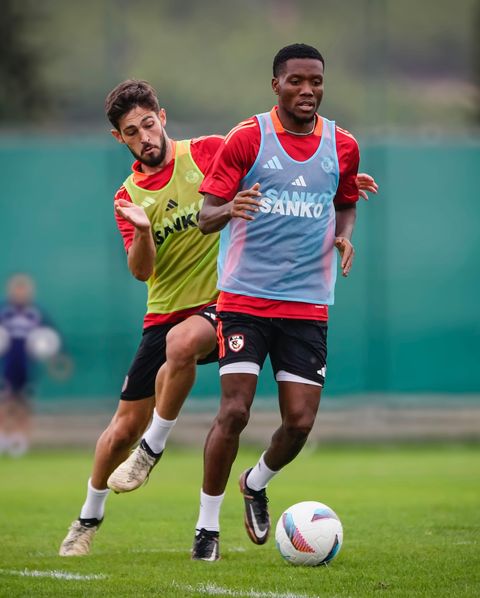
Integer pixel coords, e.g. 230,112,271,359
192,528,220,561
239,468,270,545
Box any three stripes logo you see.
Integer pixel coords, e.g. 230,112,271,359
166,199,178,211
140,197,156,208
291,175,307,187
262,155,283,170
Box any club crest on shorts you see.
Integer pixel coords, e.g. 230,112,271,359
228,334,244,352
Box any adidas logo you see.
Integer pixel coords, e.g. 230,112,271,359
291,175,307,187
140,197,156,208
262,156,283,170
166,199,178,211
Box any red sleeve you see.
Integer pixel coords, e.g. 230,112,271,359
199,119,260,201
190,135,225,175
334,126,360,206
114,186,135,252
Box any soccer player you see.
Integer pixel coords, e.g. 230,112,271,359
191,43,367,560
59,80,222,556
59,79,377,557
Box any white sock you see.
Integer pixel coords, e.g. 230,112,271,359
143,410,177,455
246,452,278,491
79,478,110,521
195,489,225,532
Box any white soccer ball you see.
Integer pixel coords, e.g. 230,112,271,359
26,327,61,361
275,501,343,566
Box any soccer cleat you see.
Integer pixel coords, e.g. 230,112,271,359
107,440,162,493
59,518,102,556
191,528,220,561
239,468,270,545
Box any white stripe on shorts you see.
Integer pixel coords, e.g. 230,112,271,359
275,370,322,387
219,362,260,377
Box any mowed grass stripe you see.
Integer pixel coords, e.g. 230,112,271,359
0,444,478,597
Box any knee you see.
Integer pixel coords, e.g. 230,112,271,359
165,327,198,366
217,400,251,436
283,416,315,443
103,417,145,452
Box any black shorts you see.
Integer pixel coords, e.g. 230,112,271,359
217,311,328,386
121,305,218,401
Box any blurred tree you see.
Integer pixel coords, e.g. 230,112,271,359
0,0,476,132
0,0,49,123
475,0,480,124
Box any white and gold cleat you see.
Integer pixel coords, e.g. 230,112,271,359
59,518,102,556
107,440,162,493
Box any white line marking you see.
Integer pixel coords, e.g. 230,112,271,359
0,568,107,581
173,582,319,598
129,546,247,554
453,541,477,545
31,546,248,558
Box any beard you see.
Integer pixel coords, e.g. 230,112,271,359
283,102,319,126
130,135,167,167
288,108,316,126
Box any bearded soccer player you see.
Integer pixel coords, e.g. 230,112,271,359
59,80,223,556
191,43,369,560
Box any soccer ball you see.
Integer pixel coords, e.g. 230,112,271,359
275,501,343,566
26,327,61,361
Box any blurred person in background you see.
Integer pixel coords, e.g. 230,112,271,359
0,274,62,457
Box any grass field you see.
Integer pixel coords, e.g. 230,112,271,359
0,444,479,597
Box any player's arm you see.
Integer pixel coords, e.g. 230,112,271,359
198,119,261,234
334,128,362,277
114,198,155,281
334,204,356,277
199,184,262,234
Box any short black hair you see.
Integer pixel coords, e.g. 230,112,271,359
273,44,325,77
105,79,160,130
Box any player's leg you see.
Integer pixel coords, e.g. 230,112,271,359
145,310,217,444
259,380,321,472
241,319,327,544
193,312,269,560
7,395,32,457
0,393,15,454
107,309,217,492
0,380,27,455
59,325,168,556
0,397,8,453
58,396,154,557
193,372,258,560
90,396,155,490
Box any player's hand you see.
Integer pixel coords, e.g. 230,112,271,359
355,173,378,201
115,198,151,232
335,237,354,277
230,183,262,221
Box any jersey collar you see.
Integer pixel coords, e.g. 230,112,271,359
270,106,323,137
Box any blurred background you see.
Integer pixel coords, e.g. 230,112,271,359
1,0,479,450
